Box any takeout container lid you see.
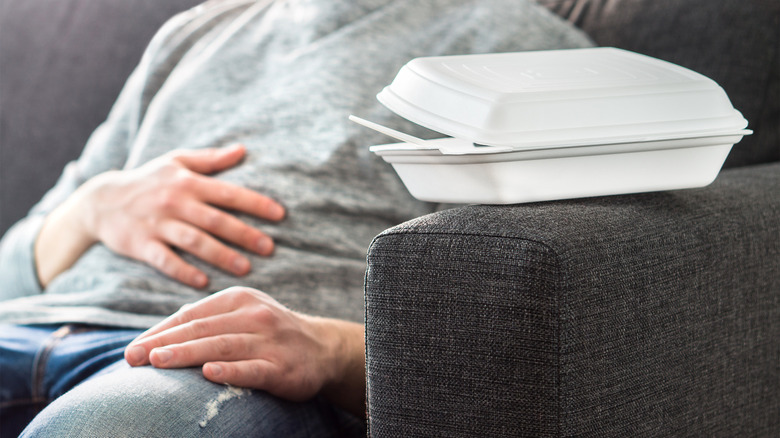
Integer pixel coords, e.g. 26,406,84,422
362,48,751,204
375,47,749,153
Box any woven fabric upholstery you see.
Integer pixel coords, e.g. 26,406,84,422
365,162,780,437
366,234,563,436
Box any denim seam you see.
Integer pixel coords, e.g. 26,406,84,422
31,325,74,403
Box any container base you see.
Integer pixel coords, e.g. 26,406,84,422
388,143,734,204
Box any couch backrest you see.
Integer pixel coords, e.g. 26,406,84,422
0,0,202,236
539,0,780,169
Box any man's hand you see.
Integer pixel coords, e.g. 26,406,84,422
124,287,367,417
35,144,285,288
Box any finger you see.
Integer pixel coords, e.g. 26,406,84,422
129,287,255,346
203,360,316,402
202,360,278,393
138,239,209,289
125,288,271,366
147,334,259,368
189,175,286,222
171,144,246,175
178,201,275,256
157,220,252,276
126,314,244,368
131,311,250,361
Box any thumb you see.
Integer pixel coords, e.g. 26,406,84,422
173,144,247,174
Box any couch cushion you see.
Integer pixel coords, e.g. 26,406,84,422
539,0,780,168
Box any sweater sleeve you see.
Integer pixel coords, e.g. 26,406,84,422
0,3,234,300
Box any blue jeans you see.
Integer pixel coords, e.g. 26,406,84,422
0,324,141,436
1,324,366,437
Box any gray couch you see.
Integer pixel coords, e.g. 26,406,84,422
1,0,778,436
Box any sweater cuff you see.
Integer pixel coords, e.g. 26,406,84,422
0,215,46,300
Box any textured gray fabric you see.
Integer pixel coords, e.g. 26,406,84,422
0,0,204,236
537,0,780,168
365,162,780,437
0,0,593,328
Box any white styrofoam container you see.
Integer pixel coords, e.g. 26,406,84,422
364,48,751,204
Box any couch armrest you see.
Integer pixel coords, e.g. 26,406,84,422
365,162,780,437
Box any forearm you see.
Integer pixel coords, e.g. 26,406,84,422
34,184,97,287
0,160,94,296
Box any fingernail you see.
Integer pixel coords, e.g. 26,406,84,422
270,204,285,220
257,237,274,255
233,257,250,274
126,346,146,364
193,272,208,288
207,363,222,377
152,348,173,364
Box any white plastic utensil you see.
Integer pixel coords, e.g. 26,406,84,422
349,115,429,147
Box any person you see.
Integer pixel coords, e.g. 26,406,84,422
0,0,593,435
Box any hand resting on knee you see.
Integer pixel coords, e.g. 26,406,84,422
124,287,366,418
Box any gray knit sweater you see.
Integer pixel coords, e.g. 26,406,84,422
0,0,592,328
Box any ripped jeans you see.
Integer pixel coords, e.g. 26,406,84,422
1,324,366,437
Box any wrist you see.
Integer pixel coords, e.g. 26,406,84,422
312,316,366,418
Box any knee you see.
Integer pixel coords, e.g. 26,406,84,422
21,366,214,437
20,365,361,437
